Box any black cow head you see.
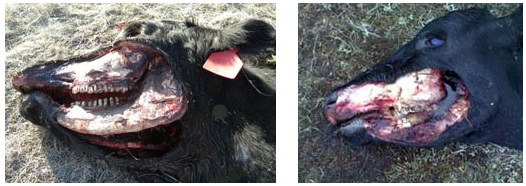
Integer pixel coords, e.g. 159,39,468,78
324,7,522,149
12,19,276,182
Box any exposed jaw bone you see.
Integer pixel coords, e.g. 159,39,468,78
13,42,189,136
57,55,188,135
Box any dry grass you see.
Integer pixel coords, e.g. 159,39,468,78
5,3,275,183
298,3,522,183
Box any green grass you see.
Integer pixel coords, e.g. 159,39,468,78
5,3,275,182
298,3,522,183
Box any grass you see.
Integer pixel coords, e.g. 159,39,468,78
298,3,522,183
5,3,275,182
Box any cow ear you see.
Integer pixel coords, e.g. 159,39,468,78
218,19,275,53
185,19,275,63
233,19,275,50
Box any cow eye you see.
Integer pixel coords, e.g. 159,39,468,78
425,36,444,48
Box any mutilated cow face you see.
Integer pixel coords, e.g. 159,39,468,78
324,7,522,149
13,40,187,157
12,18,276,182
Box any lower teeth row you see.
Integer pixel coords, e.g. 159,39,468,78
71,97,121,108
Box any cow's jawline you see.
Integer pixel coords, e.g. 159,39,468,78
336,68,470,145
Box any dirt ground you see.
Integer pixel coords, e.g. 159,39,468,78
298,3,523,183
5,3,275,182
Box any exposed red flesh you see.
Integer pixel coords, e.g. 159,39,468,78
325,68,470,145
12,41,188,157
54,43,188,135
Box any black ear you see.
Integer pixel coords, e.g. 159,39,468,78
211,18,275,53
228,19,276,52
185,19,275,61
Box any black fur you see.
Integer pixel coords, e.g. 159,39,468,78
324,7,522,149
16,19,276,182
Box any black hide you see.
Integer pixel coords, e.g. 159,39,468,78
324,7,522,149
14,19,276,182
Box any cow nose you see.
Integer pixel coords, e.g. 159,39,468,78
324,92,339,110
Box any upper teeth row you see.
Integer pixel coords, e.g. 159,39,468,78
72,84,130,94
71,97,121,108
397,107,415,115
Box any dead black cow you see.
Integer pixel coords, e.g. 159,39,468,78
324,7,522,149
12,19,276,182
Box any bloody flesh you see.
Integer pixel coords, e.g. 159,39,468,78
12,41,188,157
325,68,470,145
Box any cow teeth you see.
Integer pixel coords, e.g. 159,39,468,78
70,96,125,109
102,84,109,93
95,84,102,93
71,84,131,94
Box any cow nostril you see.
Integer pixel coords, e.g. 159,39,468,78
126,29,141,37
325,92,338,109
124,24,142,37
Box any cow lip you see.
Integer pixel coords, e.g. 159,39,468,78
327,68,470,145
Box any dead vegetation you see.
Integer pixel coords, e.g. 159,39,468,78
298,3,522,183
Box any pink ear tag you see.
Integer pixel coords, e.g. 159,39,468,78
203,48,243,79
